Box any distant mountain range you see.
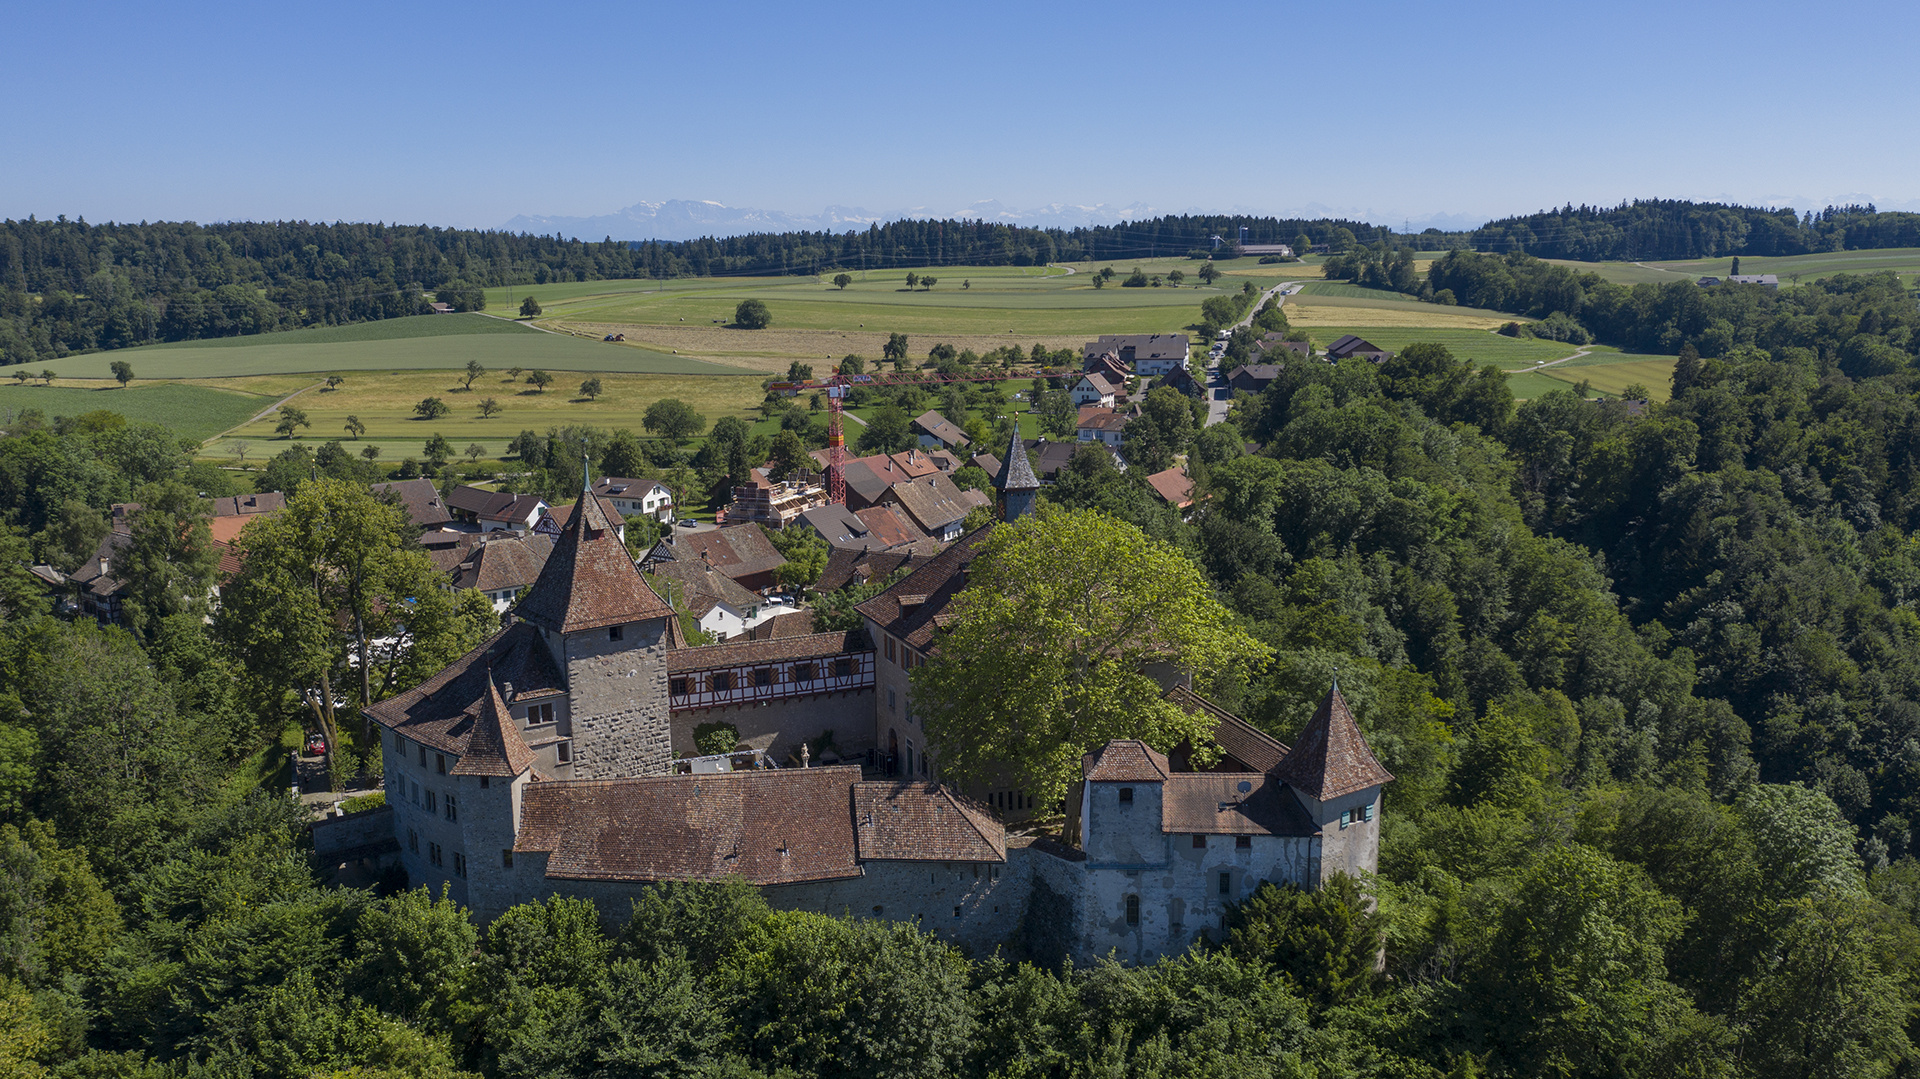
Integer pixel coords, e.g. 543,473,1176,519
502,199,1177,242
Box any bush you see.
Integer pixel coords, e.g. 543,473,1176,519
340,790,386,814
693,722,740,755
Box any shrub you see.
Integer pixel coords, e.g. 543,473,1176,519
693,722,740,755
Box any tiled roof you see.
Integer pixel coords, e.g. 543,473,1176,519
1272,682,1395,801
363,622,565,754
451,534,553,594
371,479,452,528
1144,467,1195,508
592,477,671,501
797,504,875,550
649,559,764,613
209,492,286,517
547,495,626,530
515,766,865,885
449,676,535,777
840,453,925,505
660,526,787,581
1166,686,1289,774
1083,740,1172,782
516,491,672,634
665,629,866,674
814,545,939,594
911,411,972,448
853,525,993,651
1078,373,1119,396
1227,364,1283,388
748,610,816,640
886,474,977,533
1087,333,1190,361
855,505,929,548
1161,774,1318,836
854,783,1004,862
1077,412,1129,435
996,429,1039,492
888,449,942,478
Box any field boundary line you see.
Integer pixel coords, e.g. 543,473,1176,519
212,380,324,446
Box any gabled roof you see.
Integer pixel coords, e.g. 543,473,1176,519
649,558,765,617
838,452,927,504
449,675,536,777
814,543,942,594
515,767,865,885
910,410,972,448
1326,334,1387,358
1165,685,1289,774
363,622,566,753
371,479,452,528
1083,740,1172,782
854,525,994,651
209,492,286,517
659,525,787,582
886,474,981,533
1161,774,1318,836
854,783,1004,862
1076,373,1119,396
1272,681,1395,801
1077,411,1129,435
887,449,941,478
517,490,672,634
855,505,930,548
665,629,866,674
546,495,626,530
1144,467,1195,508
592,477,672,500
450,533,553,594
995,429,1039,493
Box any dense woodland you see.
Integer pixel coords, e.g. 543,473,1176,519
1470,200,1920,261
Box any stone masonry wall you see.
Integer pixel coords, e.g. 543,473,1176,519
565,617,672,779
671,688,877,764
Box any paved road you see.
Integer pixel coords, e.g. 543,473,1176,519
1203,280,1301,426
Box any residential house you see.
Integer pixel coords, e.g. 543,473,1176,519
1144,467,1196,512
796,503,930,553
445,486,550,532
591,477,675,523
1084,334,1190,376
1226,364,1283,396
646,525,788,593
1083,352,1131,388
1325,335,1393,363
372,479,453,530
1076,407,1129,448
911,410,972,451
835,453,933,513
1159,365,1206,399
1253,335,1312,362
885,473,990,543
813,543,943,594
1070,373,1120,409
722,468,830,528
649,559,803,641
1239,243,1294,258
448,533,555,612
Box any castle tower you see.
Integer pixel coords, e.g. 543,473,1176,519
517,489,676,778
1271,677,1395,883
995,428,1040,522
453,673,536,920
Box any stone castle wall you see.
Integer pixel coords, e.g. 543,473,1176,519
565,617,672,779
671,688,877,765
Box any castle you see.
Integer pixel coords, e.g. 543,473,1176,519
365,442,1392,964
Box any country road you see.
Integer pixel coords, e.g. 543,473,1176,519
1202,280,1301,425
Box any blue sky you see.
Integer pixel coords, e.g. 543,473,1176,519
7,0,1917,231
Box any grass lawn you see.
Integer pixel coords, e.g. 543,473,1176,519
0,382,275,440
1537,357,1676,402
200,369,770,462
1542,248,1920,288
137,312,539,348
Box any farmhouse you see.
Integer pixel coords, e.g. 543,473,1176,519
373,479,453,530
1076,407,1129,448
1226,364,1283,396
1144,467,1196,512
591,477,674,522
645,525,788,593
445,485,550,532
1084,334,1191,376
1325,335,1393,363
446,532,554,612
911,410,971,451
1070,373,1120,409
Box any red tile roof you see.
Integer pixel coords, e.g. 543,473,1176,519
854,504,929,548
1161,774,1317,836
450,676,536,777
852,525,994,651
1272,682,1395,801
371,479,452,528
363,622,564,755
517,491,671,633
1083,740,1172,782
450,534,553,594
853,783,1004,862
1166,686,1289,774
665,629,867,674
515,766,865,885
662,526,787,582
1144,467,1195,508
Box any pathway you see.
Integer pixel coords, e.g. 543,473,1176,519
206,380,324,449
1500,343,1596,373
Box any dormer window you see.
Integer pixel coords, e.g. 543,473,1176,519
1118,787,1133,805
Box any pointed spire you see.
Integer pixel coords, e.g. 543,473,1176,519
1270,677,1394,801
518,489,672,633
451,671,535,777
996,427,1039,493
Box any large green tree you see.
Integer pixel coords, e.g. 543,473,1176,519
913,508,1269,814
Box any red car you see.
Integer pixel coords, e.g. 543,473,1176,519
306,736,327,757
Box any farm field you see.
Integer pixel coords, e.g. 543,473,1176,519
1540,247,1920,288
198,370,770,463
34,321,739,380
0,382,273,441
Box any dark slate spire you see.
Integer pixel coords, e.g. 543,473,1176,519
518,490,672,634
450,672,535,777
996,428,1039,522
1270,678,1394,801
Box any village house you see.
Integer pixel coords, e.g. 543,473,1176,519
644,524,788,593
1070,373,1121,409
911,410,972,451
1325,334,1394,364
795,503,930,553
722,468,830,528
372,479,454,531
1084,334,1191,376
445,485,550,532
1226,364,1283,396
591,477,675,522
1076,407,1129,448
648,558,803,641
1083,352,1131,388
884,473,990,543
446,533,554,612
1144,466,1197,513
1159,365,1206,399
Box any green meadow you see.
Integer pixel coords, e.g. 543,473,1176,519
1540,247,1920,288
0,382,272,441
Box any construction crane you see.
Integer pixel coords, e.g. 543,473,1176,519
766,365,1083,506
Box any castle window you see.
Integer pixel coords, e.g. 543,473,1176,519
418,744,427,766
1118,787,1134,805
1235,835,1252,849
873,905,884,915
609,625,623,641
753,667,773,687
888,688,897,713
953,906,963,919
833,657,853,678
480,776,490,789
885,636,895,662
794,662,817,683
502,849,514,868
425,790,437,813
1340,810,1352,829
710,672,732,692
1219,872,1231,895
670,678,690,696
1125,894,1140,926
526,703,554,725
453,852,467,878
444,795,457,822
408,829,418,853
428,842,443,867
556,741,572,764
435,754,446,775
1363,803,1375,822
1192,834,1207,849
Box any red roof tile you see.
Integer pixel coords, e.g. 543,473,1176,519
363,623,565,755
1166,686,1289,774
518,490,671,633
1144,467,1195,508
515,766,864,885
665,630,867,674
852,525,994,651
450,675,536,777
1272,682,1395,801
1161,774,1318,836
1083,740,1172,782
853,783,1004,862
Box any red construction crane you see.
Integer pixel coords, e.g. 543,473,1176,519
767,365,1083,506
